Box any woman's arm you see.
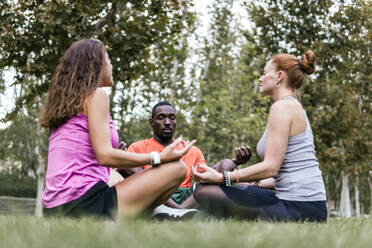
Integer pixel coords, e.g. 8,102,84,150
230,102,292,181
256,178,275,189
193,102,292,183
87,88,194,168
116,142,145,177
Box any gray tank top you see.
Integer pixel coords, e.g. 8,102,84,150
256,101,326,201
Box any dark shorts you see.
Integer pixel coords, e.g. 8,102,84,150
44,182,117,219
171,186,193,205
220,184,327,222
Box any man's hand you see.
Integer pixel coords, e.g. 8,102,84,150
231,146,252,165
212,159,237,173
117,141,128,151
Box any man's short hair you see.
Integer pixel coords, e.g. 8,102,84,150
151,101,175,118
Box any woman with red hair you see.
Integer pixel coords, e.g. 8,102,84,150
192,50,327,222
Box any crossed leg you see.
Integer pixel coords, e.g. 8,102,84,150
193,184,271,220
114,160,187,217
180,194,198,209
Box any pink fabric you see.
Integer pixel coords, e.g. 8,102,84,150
42,113,119,208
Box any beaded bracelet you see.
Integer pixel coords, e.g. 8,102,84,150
223,170,231,187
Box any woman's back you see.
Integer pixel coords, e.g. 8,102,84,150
277,109,326,201
42,113,119,208
257,99,326,201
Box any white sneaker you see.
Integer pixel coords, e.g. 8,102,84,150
152,204,198,220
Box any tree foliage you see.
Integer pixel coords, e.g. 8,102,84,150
0,0,195,173
0,0,370,214
0,0,195,121
187,0,268,164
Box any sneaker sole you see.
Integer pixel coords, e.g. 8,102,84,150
153,210,199,221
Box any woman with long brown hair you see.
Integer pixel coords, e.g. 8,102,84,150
192,51,327,222
40,39,194,218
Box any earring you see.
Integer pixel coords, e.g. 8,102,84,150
276,82,280,86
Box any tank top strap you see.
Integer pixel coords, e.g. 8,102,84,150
302,110,315,134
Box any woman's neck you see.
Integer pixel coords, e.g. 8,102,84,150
273,88,295,102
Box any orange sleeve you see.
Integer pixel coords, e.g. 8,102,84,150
193,147,207,172
127,143,138,153
128,141,151,170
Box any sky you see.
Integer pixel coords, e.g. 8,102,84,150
0,69,17,127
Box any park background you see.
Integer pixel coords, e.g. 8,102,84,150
0,0,371,219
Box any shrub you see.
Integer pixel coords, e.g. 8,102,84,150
0,173,36,197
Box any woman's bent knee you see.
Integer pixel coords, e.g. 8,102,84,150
178,160,187,175
160,160,187,182
174,160,187,181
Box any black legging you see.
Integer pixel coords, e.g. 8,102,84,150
193,183,327,222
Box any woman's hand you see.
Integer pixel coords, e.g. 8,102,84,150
159,137,196,163
232,146,252,165
192,163,223,184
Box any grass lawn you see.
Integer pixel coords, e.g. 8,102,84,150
1,214,371,248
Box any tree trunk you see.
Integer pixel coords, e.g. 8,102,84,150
34,97,47,217
339,171,351,218
368,176,372,215
334,173,341,212
354,176,360,217
202,48,215,80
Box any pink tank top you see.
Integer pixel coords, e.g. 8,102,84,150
42,113,119,208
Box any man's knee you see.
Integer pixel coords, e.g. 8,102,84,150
213,159,236,173
193,183,208,203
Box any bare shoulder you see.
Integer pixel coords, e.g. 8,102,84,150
270,99,302,116
268,101,295,125
269,100,289,115
87,88,109,108
83,88,109,114
85,88,110,118
91,87,109,100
